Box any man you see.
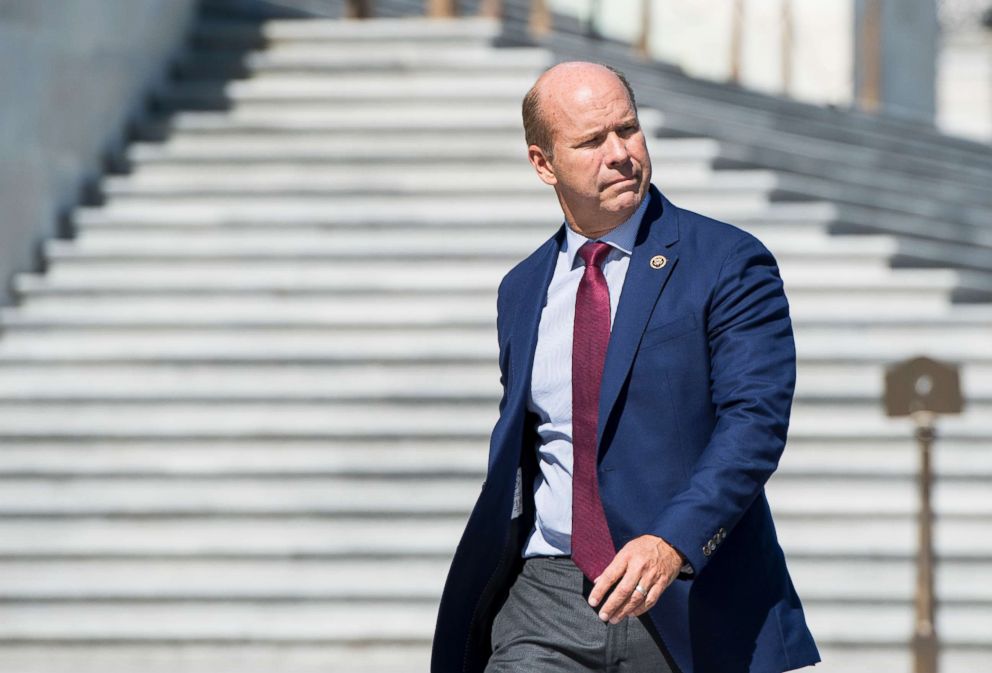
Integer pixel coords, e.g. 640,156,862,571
431,61,820,673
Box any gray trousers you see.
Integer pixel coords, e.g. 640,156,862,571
484,556,679,673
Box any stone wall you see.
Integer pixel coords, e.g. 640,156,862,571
0,0,198,306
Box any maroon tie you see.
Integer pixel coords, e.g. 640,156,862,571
571,240,617,582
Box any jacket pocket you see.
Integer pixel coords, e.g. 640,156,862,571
639,311,698,351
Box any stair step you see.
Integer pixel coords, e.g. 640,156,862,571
93,194,767,215
782,647,992,673
0,476,483,515
779,523,992,560
710,137,992,212
104,177,768,201
139,106,664,135
0,601,437,641
0,556,989,602
174,43,551,78
69,199,834,228
0,354,984,391
0,439,489,476
0,332,989,364
128,135,546,163
160,75,539,105
103,166,769,197
34,241,903,271
0,437,986,476
765,476,992,516
0,471,986,515
0,601,987,646
125,135,720,165
140,106,529,135
6,306,984,329
831,202,992,255
0,402,493,438
0,642,431,673
0,364,500,399
0,558,448,600
0,517,468,557
769,172,992,235
8,264,973,293
193,16,501,47
0,438,992,480
1,641,981,673
23,266,989,298
802,603,992,645
49,226,833,258
4,450,991,499
0,514,988,557
114,157,706,185
0,399,986,436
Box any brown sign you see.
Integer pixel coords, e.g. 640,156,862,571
884,356,963,417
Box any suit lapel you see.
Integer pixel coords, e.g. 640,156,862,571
597,187,681,453
504,186,681,459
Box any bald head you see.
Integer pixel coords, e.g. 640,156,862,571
522,60,651,236
522,61,638,160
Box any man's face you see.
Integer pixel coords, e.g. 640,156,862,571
530,70,652,229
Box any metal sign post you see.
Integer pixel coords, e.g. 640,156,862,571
884,356,965,673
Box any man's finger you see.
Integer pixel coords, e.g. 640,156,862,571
587,555,626,609
598,562,645,622
610,568,656,623
631,574,664,617
608,583,646,623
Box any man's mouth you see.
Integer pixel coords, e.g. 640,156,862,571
606,176,637,187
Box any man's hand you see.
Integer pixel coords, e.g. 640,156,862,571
587,534,684,624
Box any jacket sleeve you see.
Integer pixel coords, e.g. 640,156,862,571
649,234,797,578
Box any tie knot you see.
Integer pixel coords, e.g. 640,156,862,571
577,241,612,269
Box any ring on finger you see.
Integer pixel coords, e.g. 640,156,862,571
634,583,648,598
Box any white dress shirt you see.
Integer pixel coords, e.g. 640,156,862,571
521,194,650,558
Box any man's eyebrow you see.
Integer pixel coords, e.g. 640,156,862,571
575,118,640,144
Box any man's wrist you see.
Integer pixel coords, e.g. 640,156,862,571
656,535,693,575
651,535,689,572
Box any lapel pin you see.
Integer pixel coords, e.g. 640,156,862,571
649,255,667,269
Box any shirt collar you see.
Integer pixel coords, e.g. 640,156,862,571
563,191,651,270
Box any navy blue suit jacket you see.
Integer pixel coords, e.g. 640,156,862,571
431,184,821,673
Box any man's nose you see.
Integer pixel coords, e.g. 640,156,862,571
604,132,630,166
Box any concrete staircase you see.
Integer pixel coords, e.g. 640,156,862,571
0,7,990,673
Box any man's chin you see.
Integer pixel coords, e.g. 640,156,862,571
603,187,644,211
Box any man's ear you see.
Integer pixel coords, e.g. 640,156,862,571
527,145,558,186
